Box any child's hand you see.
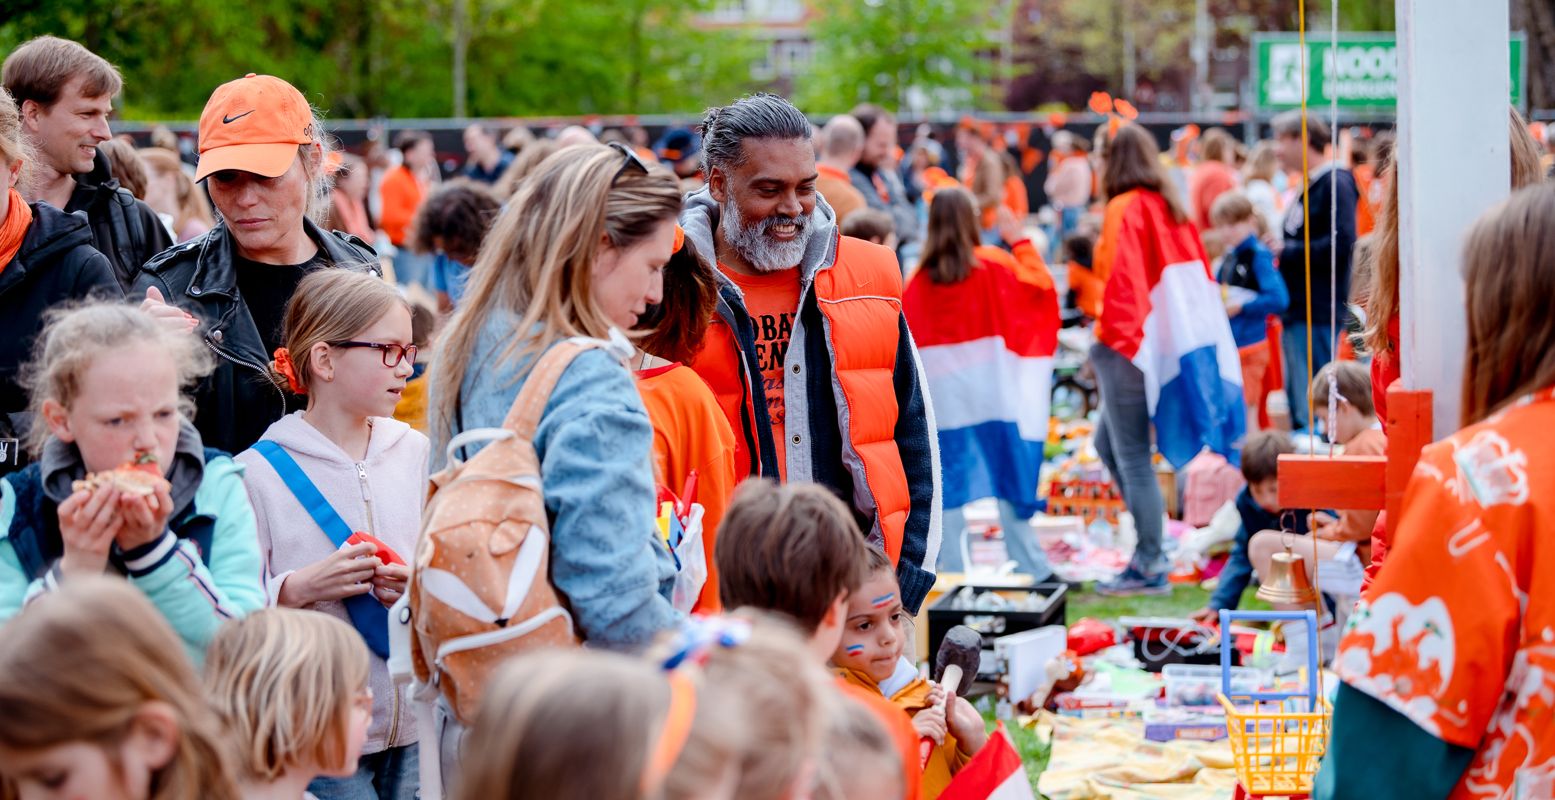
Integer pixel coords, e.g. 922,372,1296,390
947,696,989,755
913,702,947,746
996,206,1025,246
57,483,123,576
1225,300,1244,317
115,481,175,553
372,561,411,608
278,542,380,608
1189,606,1218,624
924,681,946,710
139,287,199,335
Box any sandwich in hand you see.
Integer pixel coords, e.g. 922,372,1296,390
72,452,169,498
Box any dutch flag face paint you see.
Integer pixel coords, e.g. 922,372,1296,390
845,644,866,656
870,593,896,609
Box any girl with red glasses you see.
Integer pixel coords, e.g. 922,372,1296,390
235,268,426,800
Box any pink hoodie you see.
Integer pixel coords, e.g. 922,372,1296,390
236,411,428,755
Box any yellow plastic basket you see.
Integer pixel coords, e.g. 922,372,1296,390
1216,694,1333,797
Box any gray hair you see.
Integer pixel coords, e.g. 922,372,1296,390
300,116,336,224
699,93,812,176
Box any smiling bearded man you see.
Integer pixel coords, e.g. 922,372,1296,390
681,93,943,617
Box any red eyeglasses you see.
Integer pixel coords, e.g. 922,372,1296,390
328,341,417,368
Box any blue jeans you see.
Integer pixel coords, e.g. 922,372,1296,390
939,500,1054,579
1090,343,1166,575
307,744,419,800
1281,323,1335,431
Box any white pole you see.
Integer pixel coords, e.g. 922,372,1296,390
1395,0,1510,437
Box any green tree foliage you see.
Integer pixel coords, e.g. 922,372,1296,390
0,0,762,119
797,0,1013,114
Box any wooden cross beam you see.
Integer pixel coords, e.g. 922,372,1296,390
1278,385,1433,524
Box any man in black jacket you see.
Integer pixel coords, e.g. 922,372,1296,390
1273,111,1358,432
3,36,173,290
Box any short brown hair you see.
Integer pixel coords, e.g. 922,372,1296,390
1311,360,1374,418
411,179,500,264
1210,190,1256,228
1240,431,1293,484
841,208,894,245
717,481,870,634
1271,111,1331,152
848,103,893,137
2,36,123,109
1200,128,1235,163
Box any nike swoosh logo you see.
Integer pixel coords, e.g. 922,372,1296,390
222,110,255,124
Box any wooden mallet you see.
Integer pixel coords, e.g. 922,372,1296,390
920,625,982,766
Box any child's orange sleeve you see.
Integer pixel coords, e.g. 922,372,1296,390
838,680,922,800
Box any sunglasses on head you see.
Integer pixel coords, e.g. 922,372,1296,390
608,141,650,185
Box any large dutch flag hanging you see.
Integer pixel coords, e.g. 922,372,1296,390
1095,189,1246,469
906,242,1060,517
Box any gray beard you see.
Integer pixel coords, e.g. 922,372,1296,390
720,196,813,273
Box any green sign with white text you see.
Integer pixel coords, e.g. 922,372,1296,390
1252,33,1526,111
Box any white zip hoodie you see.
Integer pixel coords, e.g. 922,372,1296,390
236,411,428,754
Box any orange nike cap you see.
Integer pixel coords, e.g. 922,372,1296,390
195,73,314,181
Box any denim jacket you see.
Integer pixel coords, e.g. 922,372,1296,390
430,313,678,650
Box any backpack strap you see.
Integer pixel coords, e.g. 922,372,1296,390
250,440,391,659
500,338,609,439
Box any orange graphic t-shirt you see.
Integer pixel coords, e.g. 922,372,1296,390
1336,387,1555,797
720,264,801,480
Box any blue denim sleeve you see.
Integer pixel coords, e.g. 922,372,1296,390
532,351,680,650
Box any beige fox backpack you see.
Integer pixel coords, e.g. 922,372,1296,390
405,338,605,725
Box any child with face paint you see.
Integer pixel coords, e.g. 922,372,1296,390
832,546,988,799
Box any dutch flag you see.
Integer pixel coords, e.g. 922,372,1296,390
906,241,1060,517
1095,188,1246,468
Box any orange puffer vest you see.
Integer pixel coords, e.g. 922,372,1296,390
689,234,913,563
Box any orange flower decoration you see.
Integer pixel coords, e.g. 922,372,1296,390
272,347,306,395
1114,99,1139,120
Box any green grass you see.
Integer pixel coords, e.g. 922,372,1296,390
1068,583,1272,622
978,583,1271,796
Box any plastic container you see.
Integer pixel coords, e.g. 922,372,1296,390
1164,663,1270,707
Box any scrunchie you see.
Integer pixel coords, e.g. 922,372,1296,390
672,223,685,254
272,347,306,395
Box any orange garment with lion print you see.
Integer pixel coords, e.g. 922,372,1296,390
1334,386,1555,797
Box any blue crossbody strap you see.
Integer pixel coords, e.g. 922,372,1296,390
252,440,390,659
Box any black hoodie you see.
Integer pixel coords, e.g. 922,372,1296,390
0,202,121,477
65,150,174,292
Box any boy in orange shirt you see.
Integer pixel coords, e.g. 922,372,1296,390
833,546,988,799
718,481,923,800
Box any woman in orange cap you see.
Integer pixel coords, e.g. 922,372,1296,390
134,74,380,456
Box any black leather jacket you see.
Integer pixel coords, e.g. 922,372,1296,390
132,218,379,454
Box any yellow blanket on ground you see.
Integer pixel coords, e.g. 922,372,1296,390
1031,712,1239,800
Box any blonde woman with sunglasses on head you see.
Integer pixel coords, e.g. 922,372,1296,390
429,142,683,649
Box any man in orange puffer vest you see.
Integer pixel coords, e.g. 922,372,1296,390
682,93,942,615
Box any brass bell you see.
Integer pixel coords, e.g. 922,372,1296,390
1256,543,1319,604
